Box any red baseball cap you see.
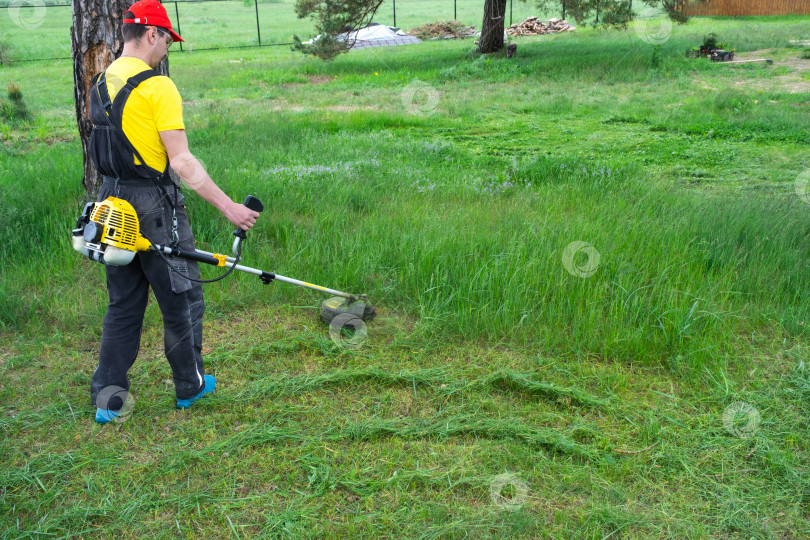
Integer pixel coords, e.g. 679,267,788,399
124,0,184,43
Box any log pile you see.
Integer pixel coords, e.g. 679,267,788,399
506,17,576,37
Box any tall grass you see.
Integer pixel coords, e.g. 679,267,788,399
2,104,809,366
3,19,810,359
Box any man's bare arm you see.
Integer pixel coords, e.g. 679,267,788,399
159,129,259,231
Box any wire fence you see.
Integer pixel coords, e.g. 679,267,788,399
0,0,583,64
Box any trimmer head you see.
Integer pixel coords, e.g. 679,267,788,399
320,296,377,323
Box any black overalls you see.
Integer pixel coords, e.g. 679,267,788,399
88,68,207,409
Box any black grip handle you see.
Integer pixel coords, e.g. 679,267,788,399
233,195,264,238
244,195,264,213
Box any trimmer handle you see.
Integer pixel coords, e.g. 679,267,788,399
232,196,263,257
233,195,264,240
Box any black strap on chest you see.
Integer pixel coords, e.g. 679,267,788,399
91,69,177,210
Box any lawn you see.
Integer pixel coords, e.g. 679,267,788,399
1,9,810,538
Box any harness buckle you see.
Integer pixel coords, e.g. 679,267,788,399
171,211,180,247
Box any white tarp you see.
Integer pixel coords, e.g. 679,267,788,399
304,23,418,47
340,24,409,42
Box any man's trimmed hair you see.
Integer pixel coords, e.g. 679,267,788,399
122,11,170,43
122,12,149,42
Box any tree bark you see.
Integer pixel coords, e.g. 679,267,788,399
71,0,169,197
71,0,129,197
478,0,507,53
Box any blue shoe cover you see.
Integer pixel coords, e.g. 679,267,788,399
177,374,216,409
95,408,121,424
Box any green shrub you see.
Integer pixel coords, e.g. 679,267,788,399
650,45,663,70
702,32,718,50
0,81,29,121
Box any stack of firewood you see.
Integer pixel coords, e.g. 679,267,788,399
506,17,576,36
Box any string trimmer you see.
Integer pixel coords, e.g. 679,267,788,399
71,195,376,323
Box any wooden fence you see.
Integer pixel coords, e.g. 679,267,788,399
682,0,810,16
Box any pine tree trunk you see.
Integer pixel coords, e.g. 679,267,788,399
478,0,507,54
71,0,128,196
71,0,169,197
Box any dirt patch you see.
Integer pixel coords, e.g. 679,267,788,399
731,48,810,93
278,75,334,88
736,48,810,72
693,78,717,91
251,77,334,89
205,97,378,113
732,78,810,94
183,98,253,107
267,104,378,113
308,75,332,85
693,48,810,94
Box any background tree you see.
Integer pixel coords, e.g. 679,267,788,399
478,0,508,54
293,0,385,60
477,0,689,52
534,0,686,28
71,0,170,196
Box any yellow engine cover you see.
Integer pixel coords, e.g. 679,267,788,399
90,197,151,252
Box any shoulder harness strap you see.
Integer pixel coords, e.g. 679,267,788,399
93,69,176,209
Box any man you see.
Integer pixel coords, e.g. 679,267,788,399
88,0,259,423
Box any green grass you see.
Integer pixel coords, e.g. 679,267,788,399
2,12,810,538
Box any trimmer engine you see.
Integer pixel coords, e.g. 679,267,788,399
72,197,151,266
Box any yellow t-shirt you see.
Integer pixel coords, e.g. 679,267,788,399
103,57,185,172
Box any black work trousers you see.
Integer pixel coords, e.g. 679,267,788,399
90,179,206,409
